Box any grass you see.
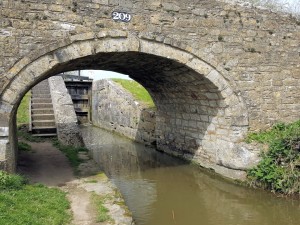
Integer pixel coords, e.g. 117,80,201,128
84,179,98,183
246,120,300,195
18,141,32,152
0,171,26,191
92,193,113,223
112,189,132,217
111,78,155,108
17,92,31,125
0,171,71,225
52,138,88,172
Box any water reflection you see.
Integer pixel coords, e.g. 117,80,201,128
81,125,300,225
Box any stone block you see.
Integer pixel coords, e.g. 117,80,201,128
92,0,109,4
162,3,180,12
107,30,128,38
216,142,261,170
0,127,9,137
0,139,8,161
70,32,96,42
49,4,64,12
140,40,193,64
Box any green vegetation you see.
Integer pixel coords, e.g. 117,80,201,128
17,130,43,142
112,78,155,108
0,171,71,225
246,120,300,195
0,171,26,191
52,139,88,171
18,141,32,152
92,193,113,223
17,92,31,125
85,179,98,183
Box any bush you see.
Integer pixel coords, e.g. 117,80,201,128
247,120,300,194
0,171,26,191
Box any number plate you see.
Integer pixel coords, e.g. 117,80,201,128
112,11,132,22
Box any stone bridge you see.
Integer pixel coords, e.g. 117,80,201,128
0,0,299,179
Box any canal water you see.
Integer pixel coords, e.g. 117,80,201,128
81,125,300,225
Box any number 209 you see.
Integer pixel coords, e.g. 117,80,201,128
112,12,132,22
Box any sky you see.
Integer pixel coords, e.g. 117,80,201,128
80,70,131,80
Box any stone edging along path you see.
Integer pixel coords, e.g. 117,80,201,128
62,174,133,225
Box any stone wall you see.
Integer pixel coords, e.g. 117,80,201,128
92,79,156,146
48,76,83,147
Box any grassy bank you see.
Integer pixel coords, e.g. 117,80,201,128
17,92,30,125
112,78,155,108
246,120,300,195
0,171,71,225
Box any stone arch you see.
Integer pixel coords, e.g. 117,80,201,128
0,33,251,178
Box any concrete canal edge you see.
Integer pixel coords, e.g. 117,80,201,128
61,173,134,225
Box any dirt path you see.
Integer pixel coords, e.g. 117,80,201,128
18,140,134,225
18,141,74,186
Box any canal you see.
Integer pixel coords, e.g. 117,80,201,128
81,125,300,225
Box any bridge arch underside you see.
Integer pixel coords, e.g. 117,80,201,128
1,39,256,179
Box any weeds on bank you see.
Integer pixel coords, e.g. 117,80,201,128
246,121,300,195
92,193,113,223
0,171,71,225
52,138,88,172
